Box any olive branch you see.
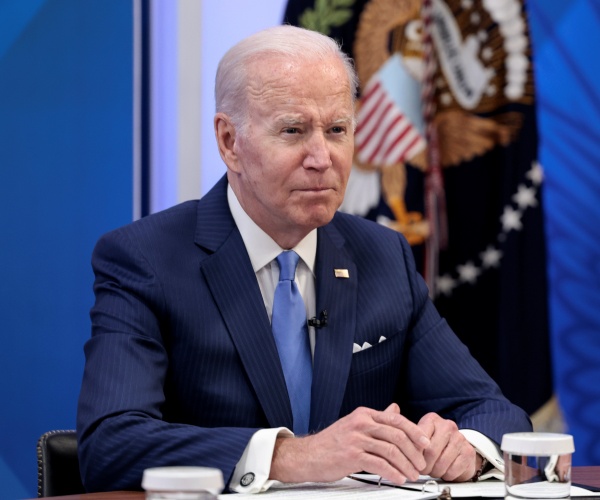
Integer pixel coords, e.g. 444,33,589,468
298,0,355,35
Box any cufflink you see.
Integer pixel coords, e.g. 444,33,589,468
240,472,255,487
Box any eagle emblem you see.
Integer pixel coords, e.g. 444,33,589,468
342,0,535,245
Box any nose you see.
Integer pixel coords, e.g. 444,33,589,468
303,133,333,170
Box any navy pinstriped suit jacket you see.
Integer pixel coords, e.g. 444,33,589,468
77,175,531,492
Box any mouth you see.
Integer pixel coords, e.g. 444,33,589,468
297,186,333,192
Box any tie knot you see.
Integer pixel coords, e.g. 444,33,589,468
276,251,300,282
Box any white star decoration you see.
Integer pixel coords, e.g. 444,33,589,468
458,261,480,284
480,246,503,268
501,206,523,232
513,184,538,209
435,161,543,297
436,274,457,295
526,161,544,185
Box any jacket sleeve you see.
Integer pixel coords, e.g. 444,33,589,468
77,227,257,492
395,232,532,444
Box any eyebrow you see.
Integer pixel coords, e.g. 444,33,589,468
275,115,354,127
275,116,304,127
331,116,353,126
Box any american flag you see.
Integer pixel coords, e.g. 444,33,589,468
355,76,425,167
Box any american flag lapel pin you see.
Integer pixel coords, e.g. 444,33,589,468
334,268,350,278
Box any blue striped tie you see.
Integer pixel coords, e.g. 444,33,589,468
271,251,312,434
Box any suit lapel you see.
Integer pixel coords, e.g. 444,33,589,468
195,177,293,429
310,222,357,431
195,179,358,432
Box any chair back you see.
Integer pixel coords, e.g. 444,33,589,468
37,430,85,497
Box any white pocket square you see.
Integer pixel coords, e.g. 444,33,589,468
352,336,387,353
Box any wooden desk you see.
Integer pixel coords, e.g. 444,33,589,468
573,466,600,489
33,466,600,499
34,493,143,500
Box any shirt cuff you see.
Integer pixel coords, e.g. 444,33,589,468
460,429,505,480
229,427,294,493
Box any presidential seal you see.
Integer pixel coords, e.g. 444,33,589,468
348,0,534,245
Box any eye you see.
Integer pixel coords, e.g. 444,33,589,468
283,127,300,134
330,126,346,134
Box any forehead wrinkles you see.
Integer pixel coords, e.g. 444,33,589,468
246,76,294,103
246,60,304,104
245,56,351,105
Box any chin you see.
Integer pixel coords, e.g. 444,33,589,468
298,209,337,229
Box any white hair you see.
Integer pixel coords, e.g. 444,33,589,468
215,25,358,131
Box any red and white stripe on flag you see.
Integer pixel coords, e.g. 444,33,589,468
355,76,425,167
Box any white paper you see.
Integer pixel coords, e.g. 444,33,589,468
218,476,441,499
360,474,600,498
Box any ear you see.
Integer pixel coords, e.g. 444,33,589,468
214,112,241,173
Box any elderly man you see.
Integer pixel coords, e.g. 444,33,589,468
77,25,531,493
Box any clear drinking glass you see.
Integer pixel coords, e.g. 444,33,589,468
501,432,574,499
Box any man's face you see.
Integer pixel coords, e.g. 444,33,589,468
225,55,355,247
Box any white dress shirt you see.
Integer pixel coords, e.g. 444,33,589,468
227,186,316,493
225,186,502,493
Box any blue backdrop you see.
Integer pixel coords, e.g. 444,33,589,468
0,1,133,497
528,0,600,465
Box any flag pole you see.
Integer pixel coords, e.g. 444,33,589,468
421,0,447,297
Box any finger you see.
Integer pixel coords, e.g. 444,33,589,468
440,448,477,482
366,419,429,474
419,415,458,475
356,452,410,485
359,434,422,482
384,402,400,414
335,407,426,470
418,412,437,439
429,433,474,480
373,411,430,450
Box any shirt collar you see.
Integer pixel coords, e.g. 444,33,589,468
227,184,316,274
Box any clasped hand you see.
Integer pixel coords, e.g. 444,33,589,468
271,403,479,485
